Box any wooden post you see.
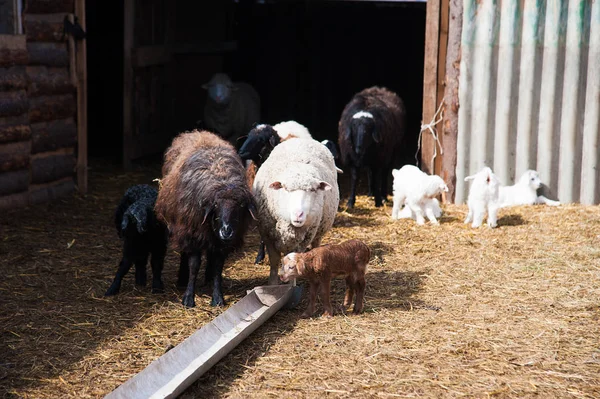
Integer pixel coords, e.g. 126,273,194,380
421,0,441,176
123,0,134,171
74,0,88,194
441,0,463,203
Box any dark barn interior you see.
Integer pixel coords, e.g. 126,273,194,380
86,0,426,170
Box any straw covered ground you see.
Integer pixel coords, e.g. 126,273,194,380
1,158,599,399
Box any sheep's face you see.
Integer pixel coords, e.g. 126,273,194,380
202,73,234,106
424,176,449,198
279,253,302,282
207,197,257,242
347,116,377,164
238,126,280,164
520,170,541,190
269,180,332,228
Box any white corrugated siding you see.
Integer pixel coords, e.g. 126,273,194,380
455,0,600,205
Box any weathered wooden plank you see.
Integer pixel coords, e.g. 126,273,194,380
0,35,28,67
0,90,28,118
29,94,76,123
30,152,75,184
24,13,66,42
0,123,31,144
29,177,75,205
27,42,69,67
0,66,28,91
24,0,74,14
31,118,76,153
0,141,31,172
0,191,30,210
441,0,462,203
27,66,75,97
421,0,441,176
75,0,88,194
0,169,30,196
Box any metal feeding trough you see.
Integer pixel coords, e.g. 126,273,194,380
105,284,302,399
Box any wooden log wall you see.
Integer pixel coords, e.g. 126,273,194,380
0,1,77,209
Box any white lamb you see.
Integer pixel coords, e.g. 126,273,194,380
463,166,501,228
497,169,561,208
272,120,312,141
391,165,448,225
252,137,340,285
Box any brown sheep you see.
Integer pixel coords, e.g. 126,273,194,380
155,130,257,308
278,239,370,318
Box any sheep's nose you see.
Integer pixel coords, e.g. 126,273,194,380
220,225,233,240
296,211,304,219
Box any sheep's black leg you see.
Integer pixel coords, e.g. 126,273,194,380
134,253,148,286
347,166,359,209
367,168,374,196
380,167,390,202
207,250,226,307
182,253,201,308
372,167,383,207
150,248,166,294
254,241,266,264
176,253,189,289
105,258,133,296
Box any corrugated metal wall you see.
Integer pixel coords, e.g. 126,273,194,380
455,0,599,204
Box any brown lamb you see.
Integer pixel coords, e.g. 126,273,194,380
279,239,370,318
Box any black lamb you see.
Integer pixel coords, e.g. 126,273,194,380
155,130,257,308
338,86,406,208
238,123,281,167
105,184,168,296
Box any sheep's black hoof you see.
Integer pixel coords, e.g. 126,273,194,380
346,200,355,209
254,253,265,264
151,281,165,294
104,282,120,296
181,293,196,308
210,296,225,307
374,199,383,207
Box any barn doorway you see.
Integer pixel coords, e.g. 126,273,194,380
84,0,426,170
85,0,124,162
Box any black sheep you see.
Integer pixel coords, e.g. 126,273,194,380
155,130,257,308
105,184,168,296
338,86,406,208
238,123,281,167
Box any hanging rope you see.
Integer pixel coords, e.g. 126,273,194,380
416,99,445,171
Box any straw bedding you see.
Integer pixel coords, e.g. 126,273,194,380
1,158,599,398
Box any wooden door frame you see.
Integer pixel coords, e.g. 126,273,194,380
75,0,88,194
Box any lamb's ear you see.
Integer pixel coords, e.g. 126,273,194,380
269,181,283,190
318,182,332,191
442,184,449,192
464,175,475,182
372,128,382,143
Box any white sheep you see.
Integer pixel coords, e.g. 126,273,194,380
391,165,448,225
463,166,501,228
497,169,561,208
272,120,312,141
252,137,340,285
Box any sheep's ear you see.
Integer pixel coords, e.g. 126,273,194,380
442,184,449,192
317,182,332,191
201,83,209,90
201,207,212,225
372,128,382,143
392,169,399,177
269,181,283,190
247,201,258,220
464,175,475,182
269,134,280,148
344,126,352,140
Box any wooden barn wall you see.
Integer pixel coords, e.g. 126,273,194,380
0,0,77,210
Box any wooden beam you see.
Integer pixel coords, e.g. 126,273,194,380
420,0,441,176
123,0,134,171
441,0,463,203
75,0,87,194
